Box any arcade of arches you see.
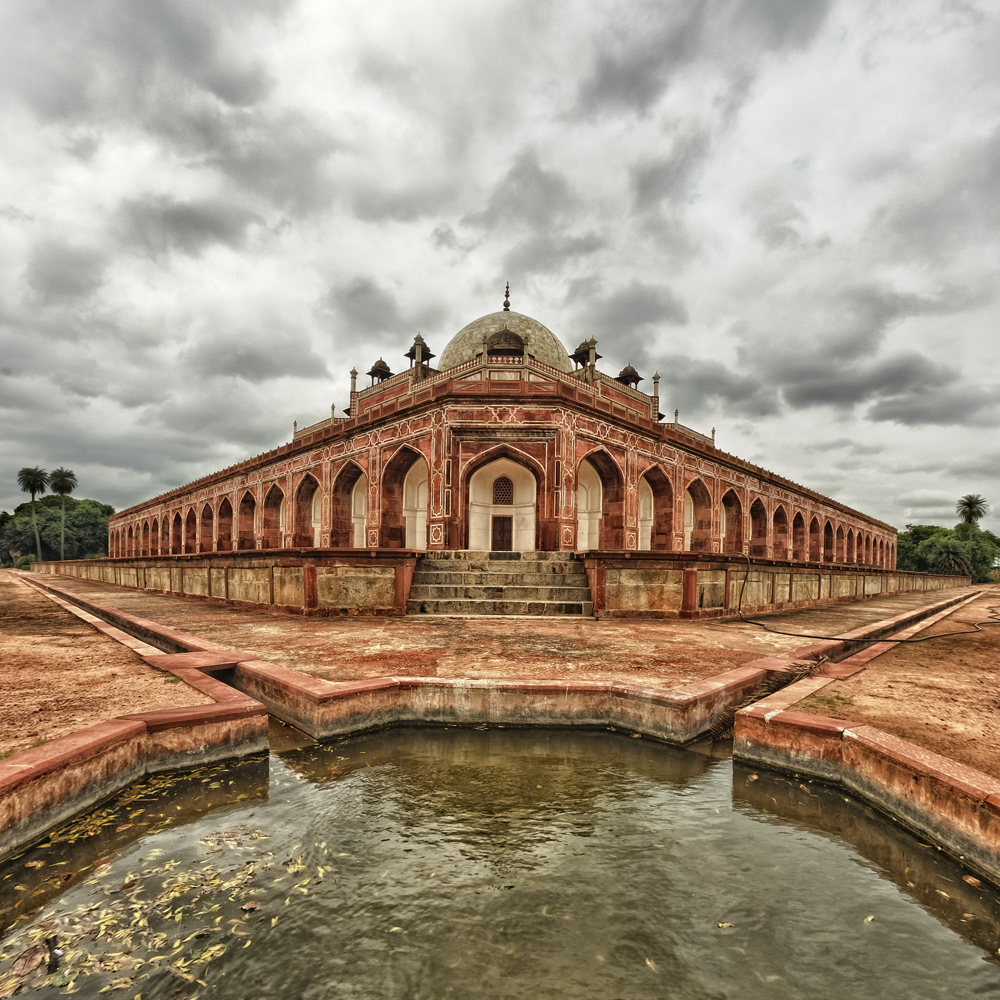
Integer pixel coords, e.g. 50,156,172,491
109,302,896,569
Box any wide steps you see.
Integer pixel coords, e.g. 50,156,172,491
407,551,594,617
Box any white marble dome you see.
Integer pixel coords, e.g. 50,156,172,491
437,310,573,373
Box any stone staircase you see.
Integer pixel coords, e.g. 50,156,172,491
406,551,594,616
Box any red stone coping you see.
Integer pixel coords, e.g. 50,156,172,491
733,591,1000,885
1,582,269,863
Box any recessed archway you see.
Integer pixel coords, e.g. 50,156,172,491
238,492,256,550
200,503,214,553
835,525,845,562
381,448,425,549
772,505,789,560
293,474,321,547
141,522,150,557
577,459,602,551
721,490,743,553
468,457,537,551
638,466,673,551
262,485,283,549
823,521,834,563
217,499,233,552
846,528,855,563
808,517,821,562
684,479,712,552
749,499,767,557
184,509,196,553
330,463,366,547
403,459,429,550
581,450,625,549
792,513,806,561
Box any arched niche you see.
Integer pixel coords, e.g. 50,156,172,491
293,474,321,547
141,522,150,557
217,499,233,552
126,525,135,557
184,508,196,553
150,518,159,556
808,517,821,562
381,448,426,549
749,499,767,558
721,490,744,553
823,521,834,563
577,459,602,551
835,525,845,562
792,513,806,561
846,528,855,563
582,450,625,549
238,492,256,550
638,467,673,551
262,485,283,549
403,460,429,550
330,463,366,547
468,457,536,551
352,474,368,547
684,479,712,551
200,503,213,553
772,505,789,560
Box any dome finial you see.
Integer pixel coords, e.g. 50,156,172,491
502,281,510,312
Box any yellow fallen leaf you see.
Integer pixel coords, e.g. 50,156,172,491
864,915,875,924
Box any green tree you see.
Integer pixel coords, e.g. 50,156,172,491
0,496,113,561
896,524,946,572
48,467,78,561
16,466,48,561
956,494,988,523
922,536,972,577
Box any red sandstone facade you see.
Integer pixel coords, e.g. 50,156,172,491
109,307,896,568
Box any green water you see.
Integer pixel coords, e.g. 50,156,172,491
1,728,998,998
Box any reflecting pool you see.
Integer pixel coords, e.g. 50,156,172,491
1,727,998,998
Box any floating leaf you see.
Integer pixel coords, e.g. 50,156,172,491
864,915,875,924
717,922,733,929
962,876,982,887
644,958,657,972
12,943,47,976
24,861,44,869
240,902,260,913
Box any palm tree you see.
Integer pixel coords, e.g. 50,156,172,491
925,537,972,577
17,467,49,561
956,494,988,523
49,467,78,561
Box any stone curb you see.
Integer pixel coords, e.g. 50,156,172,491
732,591,1000,884
1,580,269,863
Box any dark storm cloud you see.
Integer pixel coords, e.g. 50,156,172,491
629,129,712,212
879,125,1000,262
655,355,779,419
182,334,330,384
588,280,689,340
324,276,446,342
867,385,999,427
23,242,107,304
117,196,262,256
501,232,606,280
5,0,281,123
574,0,830,117
351,181,454,223
462,150,577,231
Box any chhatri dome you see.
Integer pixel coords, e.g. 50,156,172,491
437,284,573,374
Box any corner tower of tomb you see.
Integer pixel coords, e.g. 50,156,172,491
108,288,898,570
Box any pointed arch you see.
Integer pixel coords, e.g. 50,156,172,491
331,461,367,547
684,479,712,551
846,528,855,563
238,492,256,550
403,459,429,550
262,484,284,549
199,503,213,552
823,520,834,563
149,518,159,556
749,499,768,557
721,489,744,553
141,521,150,557
126,524,135,557
772,505,789,560
580,449,625,550
638,466,673,551
878,538,885,567
468,457,537,551
292,473,322,547
792,512,806,561
381,447,425,548
808,516,820,562
577,459,602,551
217,499,233,552
864,534,872,563
835,525,845,562
184,508,197,553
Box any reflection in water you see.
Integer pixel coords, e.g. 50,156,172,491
0,728,997,1000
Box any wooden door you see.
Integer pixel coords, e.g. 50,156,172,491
491,515,513,551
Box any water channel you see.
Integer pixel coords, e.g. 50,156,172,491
1,727,998,998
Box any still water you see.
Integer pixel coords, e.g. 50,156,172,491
1,727,998,999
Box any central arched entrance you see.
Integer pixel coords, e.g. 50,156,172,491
468,458,536,551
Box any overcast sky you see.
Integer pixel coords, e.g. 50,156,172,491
2,0,998,534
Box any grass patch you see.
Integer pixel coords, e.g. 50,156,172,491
163,676,181,684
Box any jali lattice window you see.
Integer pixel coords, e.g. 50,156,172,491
492,476,514,505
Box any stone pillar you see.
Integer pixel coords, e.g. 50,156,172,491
427,415,448,549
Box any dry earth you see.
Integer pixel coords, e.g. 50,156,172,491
0,571,210,758
799,585,1000,779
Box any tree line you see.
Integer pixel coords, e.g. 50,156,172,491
1,467,113,568
896,494,999,584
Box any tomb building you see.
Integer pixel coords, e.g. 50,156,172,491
109,290,896,570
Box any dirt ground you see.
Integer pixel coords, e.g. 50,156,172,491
798,585,1000,779
6,570,993,780
0,571,210,759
